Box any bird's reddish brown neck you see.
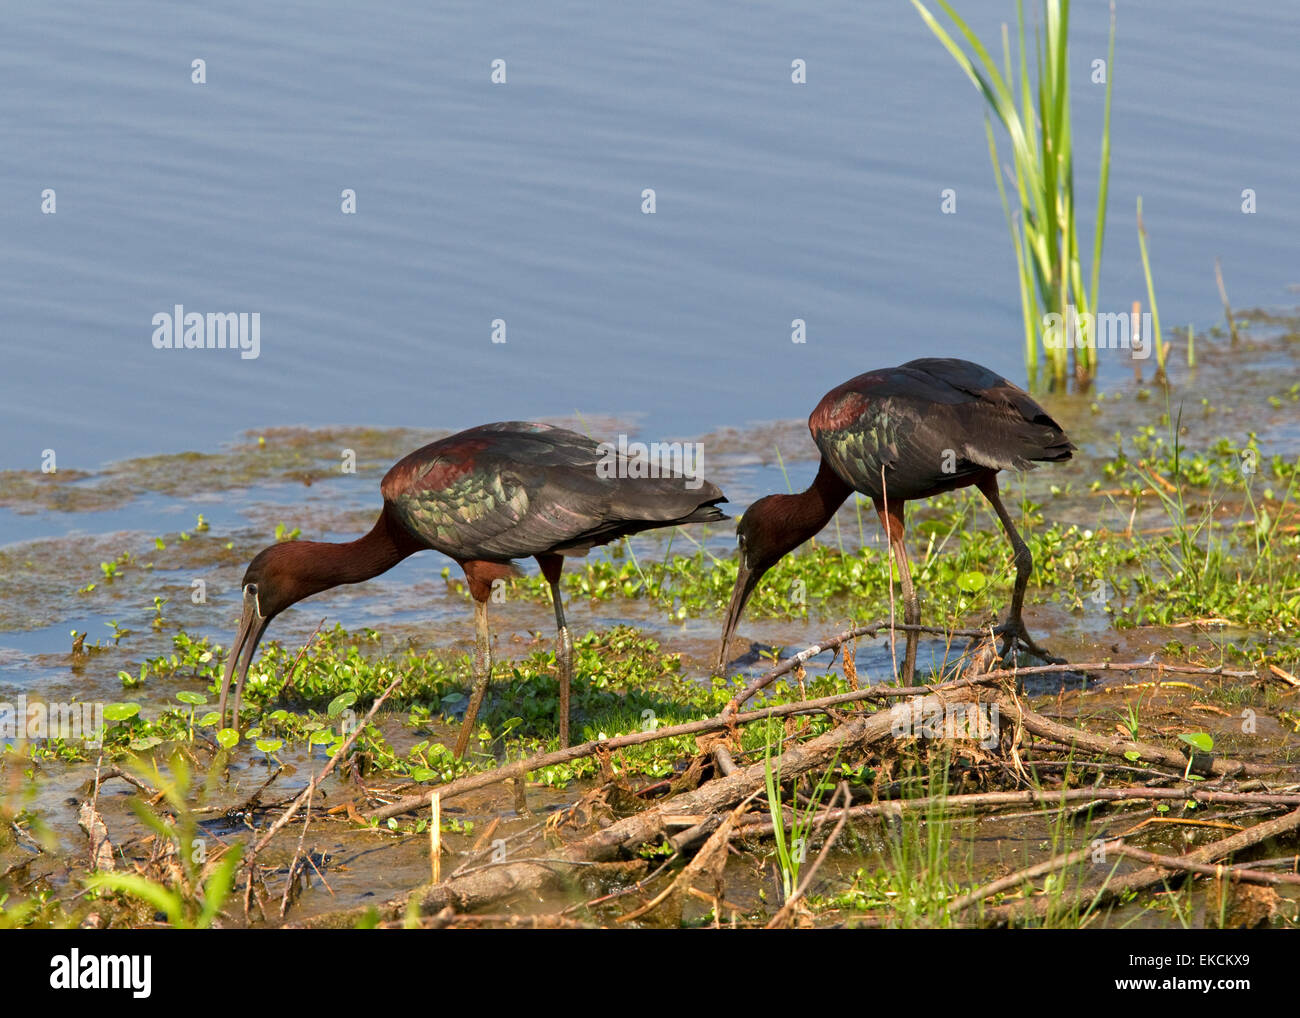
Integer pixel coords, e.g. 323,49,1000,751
274,507,425,603
755,458,852,559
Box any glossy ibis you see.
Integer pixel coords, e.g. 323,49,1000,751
219,422,726,755
717,358,1073,679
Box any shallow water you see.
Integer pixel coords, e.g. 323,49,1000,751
2,1,1299,472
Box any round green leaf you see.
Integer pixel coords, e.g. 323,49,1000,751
957,570,987,594
328,692,357,717
176,691,207,706
104,703,141,721
255,738,283,753
409,767,439,782
129,736,163,751
216,728,240,749
309,729,335,746
198,711,221,727
1178,732,1214,753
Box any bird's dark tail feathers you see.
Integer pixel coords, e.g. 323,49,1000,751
676,500,729,525
962,409,1075,472
1025,423,1075,464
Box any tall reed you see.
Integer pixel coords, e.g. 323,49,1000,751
912,0,1115,385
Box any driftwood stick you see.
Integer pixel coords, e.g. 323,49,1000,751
732,786,1300,839
988,805,1300,923
365,657,1256,822
248,673,403,862
392,692,947,917
615,794,756,924
724,643,1252,719
294,773,1299,926
953,821,1300,918
948,842,1106,917
278,785,315,919
1109,844,1300,887
712,744,739,777
722,620,985,716
999,693,1276,778
82,766,161,801
363,673,1001,822
390,680,1275,916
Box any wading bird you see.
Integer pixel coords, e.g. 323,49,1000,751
219,422,726,756
717,358,1073,679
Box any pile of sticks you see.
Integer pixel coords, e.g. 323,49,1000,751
270,622,1298,928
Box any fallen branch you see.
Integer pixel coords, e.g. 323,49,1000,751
1109,843,1300,888
366,657,1258,822
616,795,754,925
987,804,1300,924
363,673,1000,822
999,693,1275,778
947,842,1104,918
248,673,403,863
732,786,1300,840
379,691,952,919
722,620,985,715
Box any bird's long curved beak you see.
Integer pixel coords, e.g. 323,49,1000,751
218,585,269,729
716,559,761,673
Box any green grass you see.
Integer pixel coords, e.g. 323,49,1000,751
1136,195,1166,373
83,756,242,929
912,0,1115,383
829,757,972,927
764,741,840,903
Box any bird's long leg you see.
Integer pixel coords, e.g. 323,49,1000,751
876,499,920,683
538,554,572,748
453,597,493,758
977,475,1062,664
550,579,573,748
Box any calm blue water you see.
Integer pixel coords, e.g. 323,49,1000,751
1,0,1297,474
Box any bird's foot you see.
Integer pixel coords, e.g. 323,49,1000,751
991,618,1065,666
